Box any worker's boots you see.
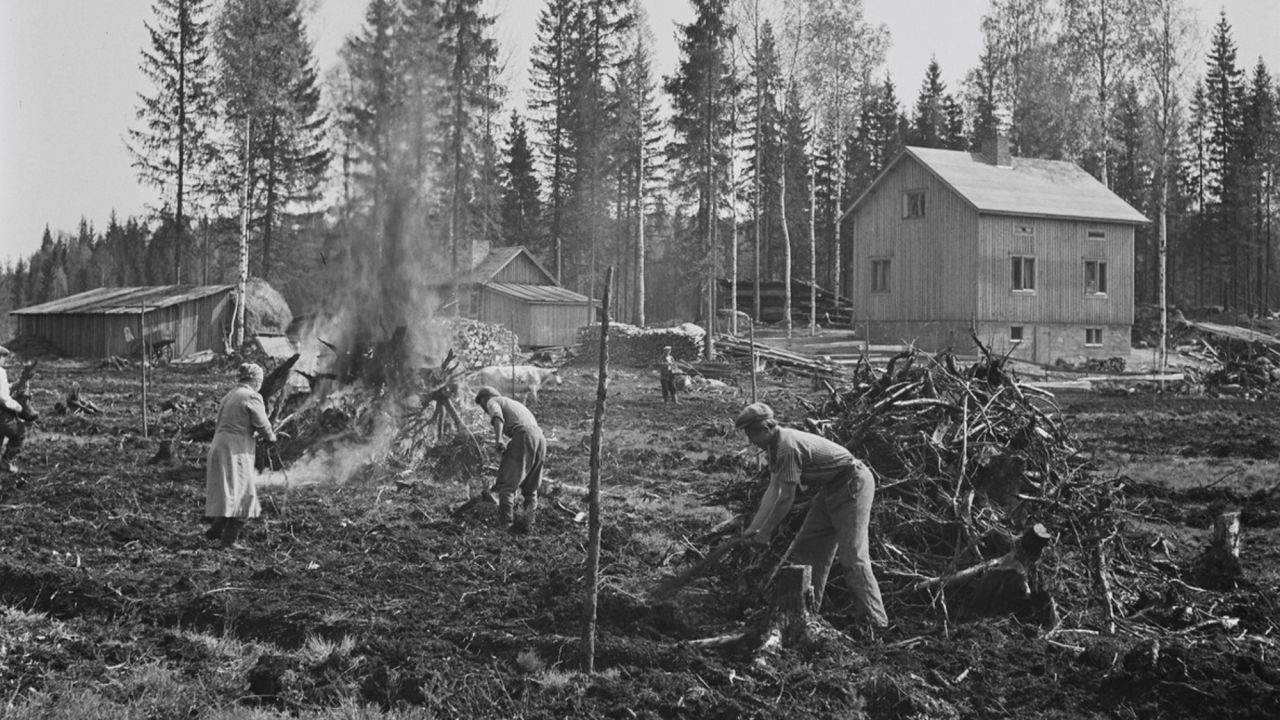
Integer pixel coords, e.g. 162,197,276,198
511,496,538,534
496,494,515,527
1,447,19,474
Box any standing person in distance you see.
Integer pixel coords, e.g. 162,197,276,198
205,362,277,550
0,346,35,473
475,385,546,532
735,402,889,631
659,345,682,404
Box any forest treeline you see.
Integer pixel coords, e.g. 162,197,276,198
2,0,1277,337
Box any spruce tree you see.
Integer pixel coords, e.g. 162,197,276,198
128,0,217,284
502,112,544,250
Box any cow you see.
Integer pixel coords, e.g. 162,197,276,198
470,365,563,404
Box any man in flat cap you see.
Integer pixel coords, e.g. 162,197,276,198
475,385,546,532
735,402,888,629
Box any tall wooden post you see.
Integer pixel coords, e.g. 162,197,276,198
581,266,613,673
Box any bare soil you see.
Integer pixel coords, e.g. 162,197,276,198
1,359,1278,718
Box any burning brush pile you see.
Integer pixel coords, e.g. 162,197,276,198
262,318,518,489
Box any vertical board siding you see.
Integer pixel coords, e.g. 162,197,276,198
12,289,233,358
849,155,1138,362
978,217,1135,326
850,156,979,327
492,255,551,285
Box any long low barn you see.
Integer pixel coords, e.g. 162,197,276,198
10,285,233,359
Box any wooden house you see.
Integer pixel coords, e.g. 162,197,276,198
10,285,234,359
464,246,594,348
846,135,1148,364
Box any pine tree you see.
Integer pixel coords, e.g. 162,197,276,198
439,0,499,298
665,0,737,356
529,0,581,282
128,0,217,284
743,19,783,313
612,13,663,325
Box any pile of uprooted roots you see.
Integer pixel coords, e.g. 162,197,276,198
698,345,1133,629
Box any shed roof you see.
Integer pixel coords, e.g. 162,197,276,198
10,285,233,316
486,282,592,304
852,146,1148,224
469,246,558,285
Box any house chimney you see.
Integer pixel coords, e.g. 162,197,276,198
983,131,1012,168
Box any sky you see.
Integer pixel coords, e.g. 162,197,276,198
2,0,1278,264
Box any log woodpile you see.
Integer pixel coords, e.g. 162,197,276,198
577,322,703,368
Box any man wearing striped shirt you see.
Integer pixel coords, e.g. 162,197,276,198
736,402,888,629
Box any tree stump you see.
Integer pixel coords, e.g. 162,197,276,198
751,565,863,663
915,523,1055,622
1194,510,1243,588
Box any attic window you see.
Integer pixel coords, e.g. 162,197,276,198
1015,225,1034,236
902,190,925,219
1087,229,1106,240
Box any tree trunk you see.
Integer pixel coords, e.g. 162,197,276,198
781,164,792,340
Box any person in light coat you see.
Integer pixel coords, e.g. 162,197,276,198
205,363,276,549
0,346,34,473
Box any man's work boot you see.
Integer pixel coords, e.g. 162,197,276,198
496,494,515,527
511,496,538,533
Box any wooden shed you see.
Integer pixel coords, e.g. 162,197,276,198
465,246,594,348
9,285,233,359
846,135,1148,364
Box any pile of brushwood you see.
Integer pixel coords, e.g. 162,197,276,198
1195,339,1280,397
700,343,1145,632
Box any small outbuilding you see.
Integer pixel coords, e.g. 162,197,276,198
463,246,594,348
846,133,1148,364
10,285,234,359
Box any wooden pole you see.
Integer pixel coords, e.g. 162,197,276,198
139,300,149,439
581,266,613,673
749,317,757,403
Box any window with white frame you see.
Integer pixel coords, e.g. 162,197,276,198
1085,328,1103,346
1010,326,1024,343
871,259,891,293
902,190,925,219
1084,259,1108,295
1011,256,1036,291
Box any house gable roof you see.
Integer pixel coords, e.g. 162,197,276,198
10,285,234,316
851,146,1149,225
469,246,558,286
486,282,591,304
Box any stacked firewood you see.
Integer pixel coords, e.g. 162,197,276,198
443,318,518,370
577,322,703,367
